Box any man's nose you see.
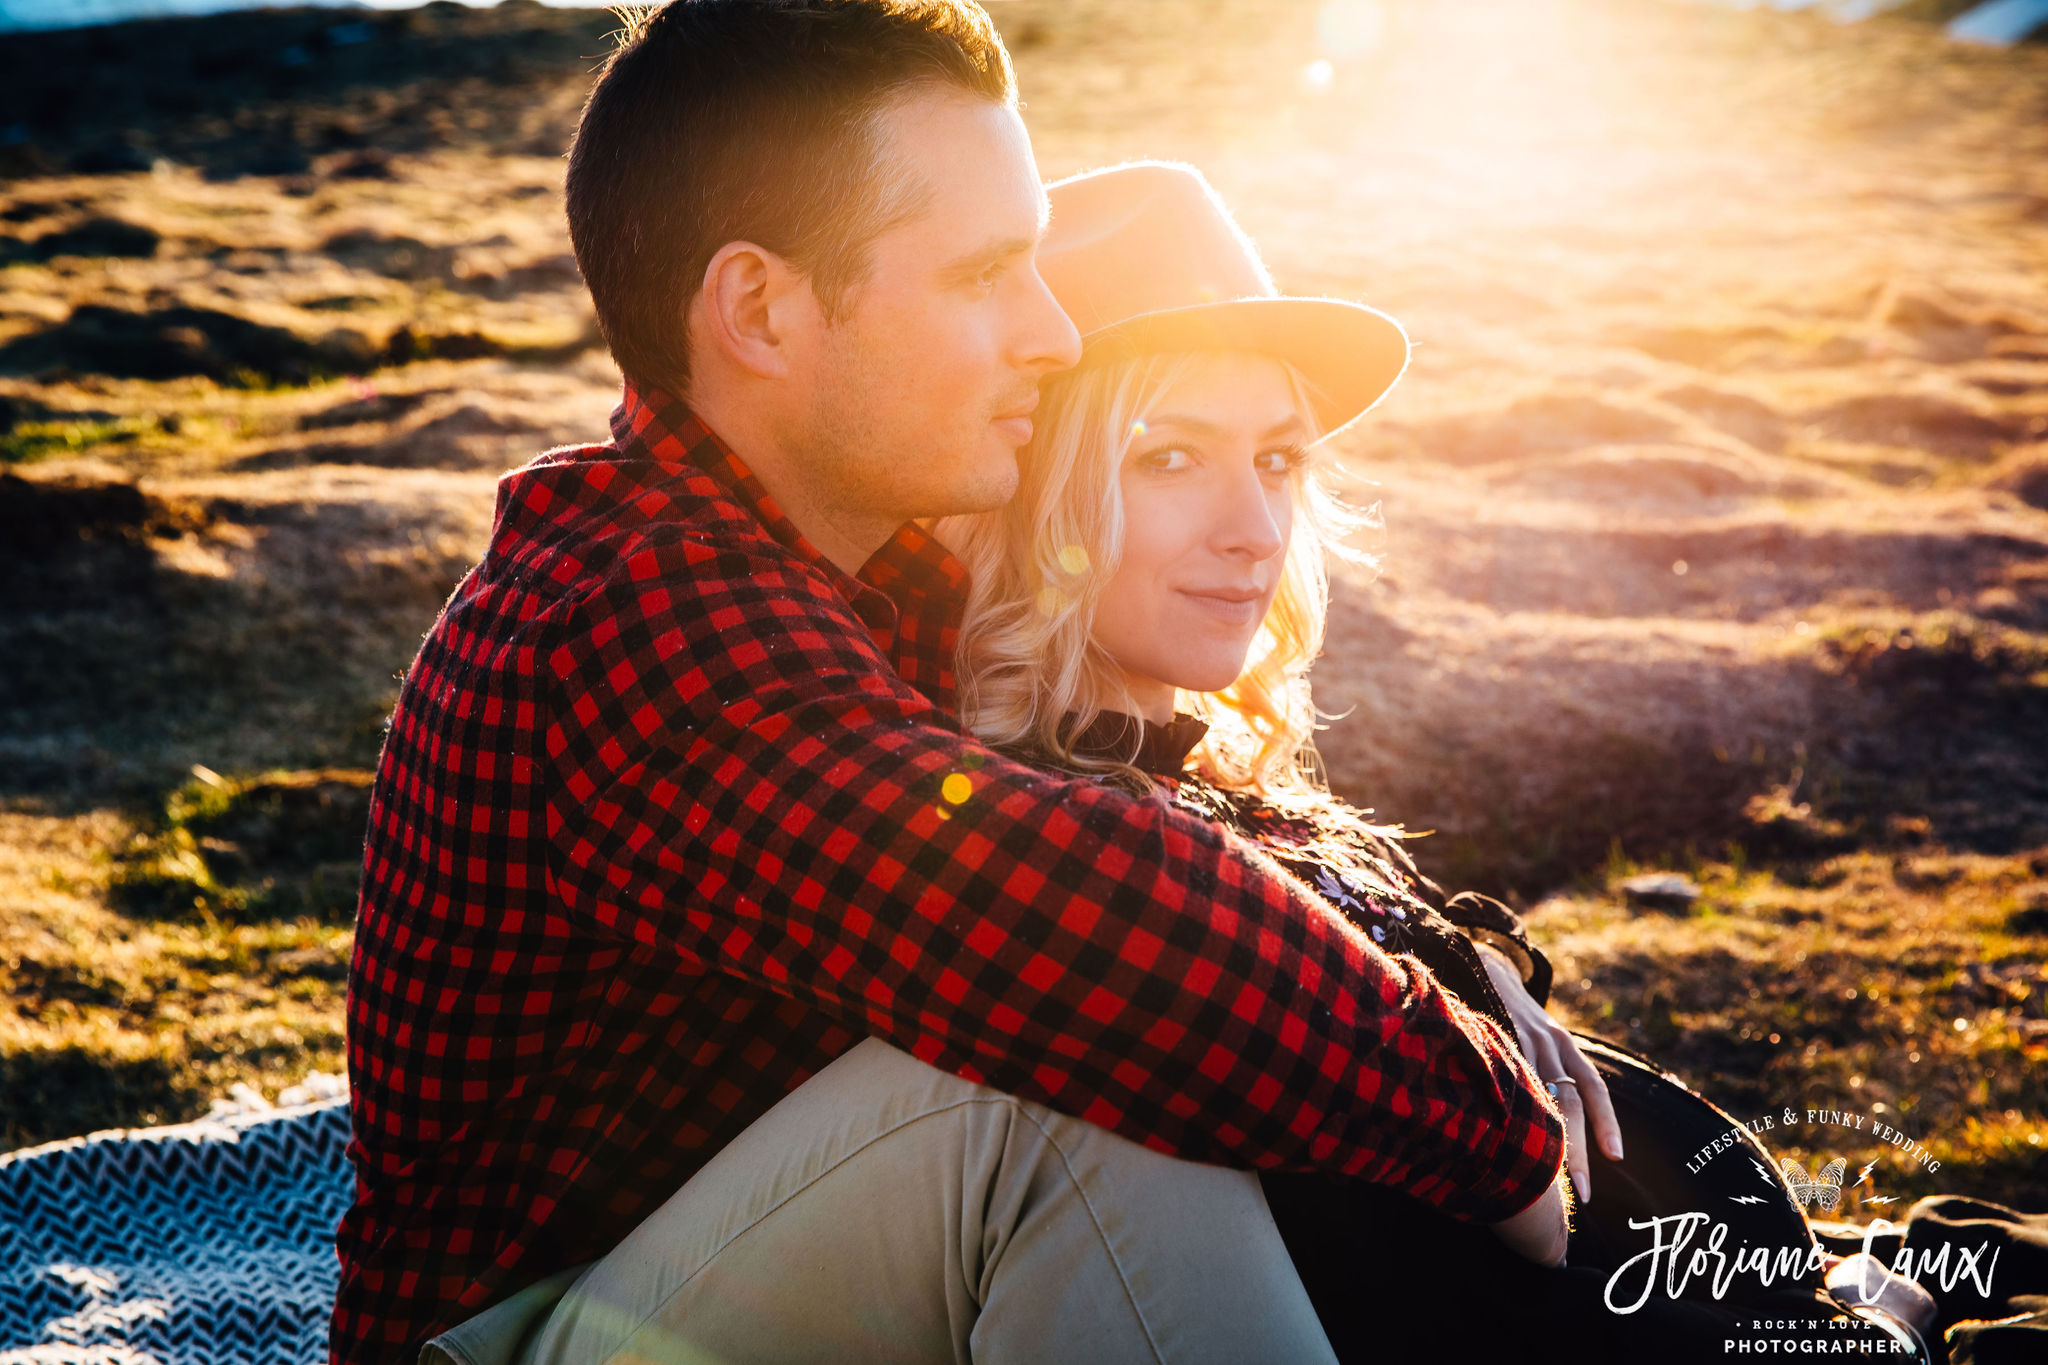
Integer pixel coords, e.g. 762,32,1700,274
1013,260,1083,376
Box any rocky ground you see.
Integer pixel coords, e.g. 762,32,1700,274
1,0,2043,1209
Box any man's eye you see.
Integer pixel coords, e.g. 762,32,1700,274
975,264,1005,292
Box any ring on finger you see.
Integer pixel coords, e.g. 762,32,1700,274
1545,1077,1579,1099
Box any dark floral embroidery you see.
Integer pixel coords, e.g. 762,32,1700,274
1305,865,1408,947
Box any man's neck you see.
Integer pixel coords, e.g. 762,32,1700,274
686,387,895,577
744,456,898,577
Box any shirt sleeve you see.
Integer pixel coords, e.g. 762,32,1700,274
540,536,1565,1223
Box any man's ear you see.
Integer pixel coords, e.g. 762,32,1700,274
692,241,814,381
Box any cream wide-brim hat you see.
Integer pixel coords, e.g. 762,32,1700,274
1035,161,1409,441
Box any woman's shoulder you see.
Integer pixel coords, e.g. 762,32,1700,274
1171,774,1397,855
1170,776,1436,905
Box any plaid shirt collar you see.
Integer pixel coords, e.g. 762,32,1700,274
608,379,970,709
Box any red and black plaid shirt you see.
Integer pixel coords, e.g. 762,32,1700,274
332,381,1566,1363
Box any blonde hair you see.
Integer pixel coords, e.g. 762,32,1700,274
936,349,1374,799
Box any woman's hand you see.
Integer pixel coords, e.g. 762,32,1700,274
1824,1252,1937,1336
1473,942,1624,1206
1489,1172,1571,1268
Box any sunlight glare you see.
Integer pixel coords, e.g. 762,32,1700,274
1316,0,1386,60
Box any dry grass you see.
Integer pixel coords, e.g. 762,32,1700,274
1534,846,2048,1211
0,0,2042,1207
0,801,349,1150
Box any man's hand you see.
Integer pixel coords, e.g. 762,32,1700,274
1473,942,1624,1205
1490,1173,1571,1267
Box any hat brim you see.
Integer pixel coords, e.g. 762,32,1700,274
1078,296,1409,441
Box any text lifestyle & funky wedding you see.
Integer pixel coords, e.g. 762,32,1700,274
1684,1110,1943,1177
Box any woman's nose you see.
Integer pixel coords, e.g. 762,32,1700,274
1209,465,1286,562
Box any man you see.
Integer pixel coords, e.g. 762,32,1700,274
332,3,1570,1362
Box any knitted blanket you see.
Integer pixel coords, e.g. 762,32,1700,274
0,1097,351,1365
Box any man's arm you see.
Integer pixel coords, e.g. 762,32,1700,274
542,537,1565,1223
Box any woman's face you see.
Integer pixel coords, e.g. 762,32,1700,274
1091,352,1308,721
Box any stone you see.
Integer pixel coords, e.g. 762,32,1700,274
1620,872,1702,912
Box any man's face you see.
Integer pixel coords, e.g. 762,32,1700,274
795,88,1082,529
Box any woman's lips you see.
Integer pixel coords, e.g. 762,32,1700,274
1177,588,1266,626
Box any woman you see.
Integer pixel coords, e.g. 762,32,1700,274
935,162,1947,1362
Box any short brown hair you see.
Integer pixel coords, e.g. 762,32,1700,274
565,0,1015,397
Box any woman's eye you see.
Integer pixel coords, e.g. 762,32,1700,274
975,264,1005,292
1256,444,1311,478
1133,446,1194,472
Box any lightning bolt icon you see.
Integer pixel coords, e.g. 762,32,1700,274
1858,1160,1879,1186
1753,1158,1777,1186
1866,1195,1895,1206
1731,1195,1765,1205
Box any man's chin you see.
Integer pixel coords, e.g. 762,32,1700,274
938,448,1022,517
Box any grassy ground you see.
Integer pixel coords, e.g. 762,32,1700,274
0,0,2043,1210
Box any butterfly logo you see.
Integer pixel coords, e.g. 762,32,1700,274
1780,1156,1847,1212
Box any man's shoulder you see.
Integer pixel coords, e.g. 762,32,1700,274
494,443,746,548
477,445,874,674
484,444,823,600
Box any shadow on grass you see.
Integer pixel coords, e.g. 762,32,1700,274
0,304,332,387
110,768,370,926
0,473,468,804
1324,590,2048,900
0,3,615,179
0,304,604,392
0,1045,202,1153
1806,618,2048,858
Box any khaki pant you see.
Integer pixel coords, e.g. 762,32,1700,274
422,1037,1337,1365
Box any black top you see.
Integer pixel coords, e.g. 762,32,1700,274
1052,710,1553,1038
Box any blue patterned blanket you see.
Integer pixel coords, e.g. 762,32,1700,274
0,1098,351,1365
